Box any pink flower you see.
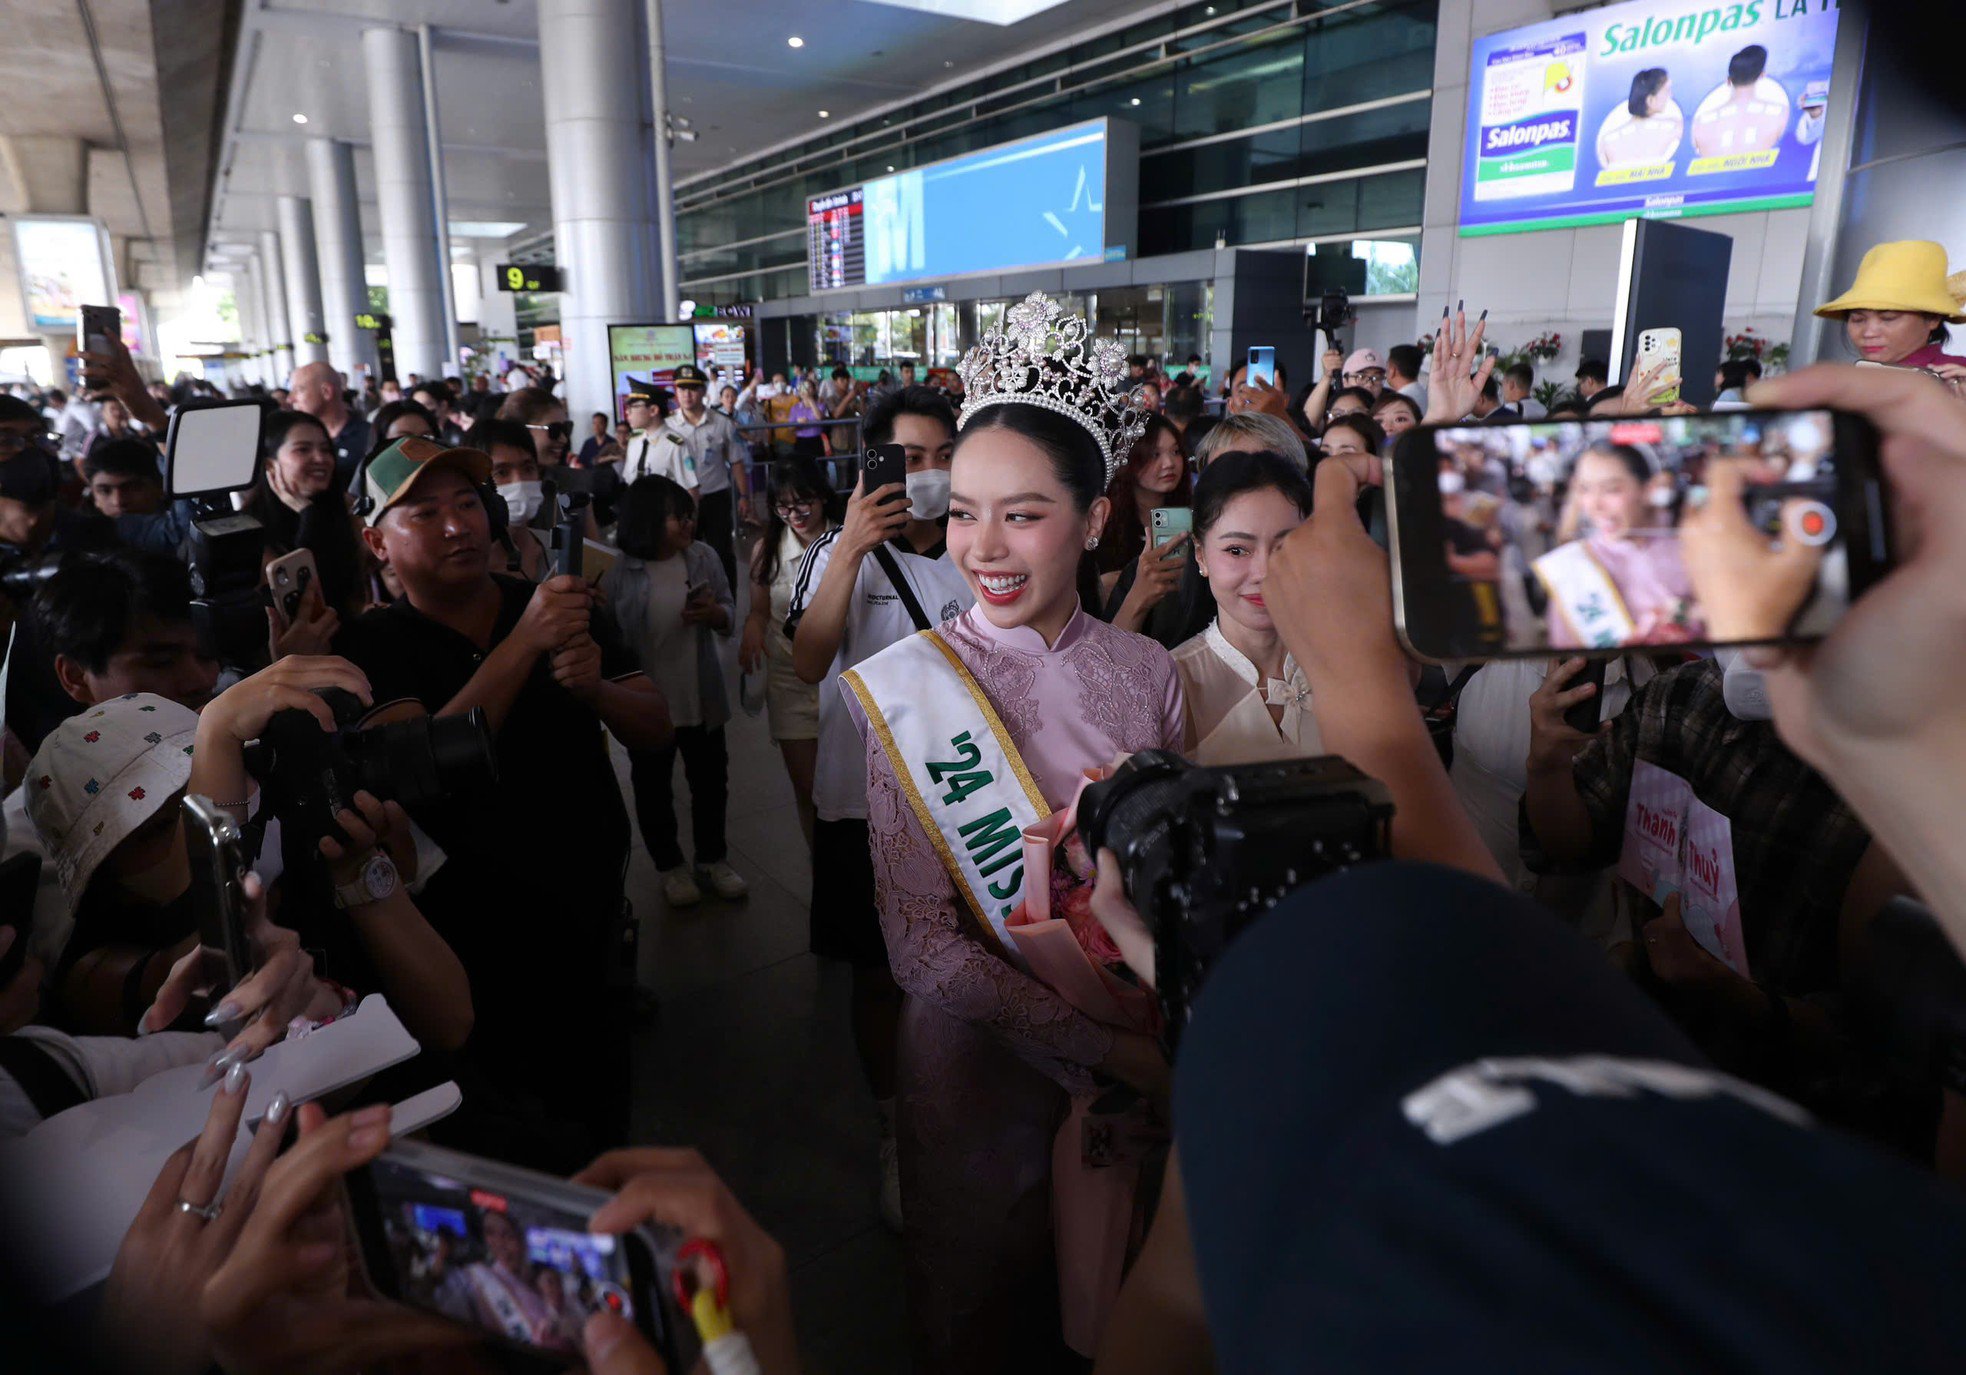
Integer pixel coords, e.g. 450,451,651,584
1060,883,1123,965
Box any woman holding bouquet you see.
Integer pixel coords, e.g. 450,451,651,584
844,293,1182,1372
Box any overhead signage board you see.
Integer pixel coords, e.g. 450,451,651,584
1458,0,1841,236
12,216,115,329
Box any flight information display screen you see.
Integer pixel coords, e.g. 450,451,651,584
804,119,1133,293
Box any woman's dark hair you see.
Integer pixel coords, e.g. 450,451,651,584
247,409,364,622
1717,359,1755,393
468,417,541,461
259,408,329,461
957,402,1110,612
615,475,696,560
1370,392,1423,428
1098,413,1191,574
1628,68,1669,118
757,456,838,588
1323,412,1385,456
1578,441,1651,484
1191,450,1315,541
1327,385,1378,415
372,399,438,441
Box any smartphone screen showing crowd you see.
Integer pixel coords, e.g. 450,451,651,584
349,1139,691,1369
1387,408,1891,661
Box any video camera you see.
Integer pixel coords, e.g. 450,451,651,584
1078,751,1393,1052
165,400,271,669
243,686,497,850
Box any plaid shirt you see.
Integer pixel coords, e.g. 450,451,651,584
1524,658,1872,999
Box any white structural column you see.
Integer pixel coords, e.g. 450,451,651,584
306,138,378,380
539,0,659,422
362,25,451,380
247,255,278,387
277,195,329,367
231,263,264,387
645,0,679,320
258,230,295,382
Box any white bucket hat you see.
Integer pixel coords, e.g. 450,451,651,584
24,693,200,920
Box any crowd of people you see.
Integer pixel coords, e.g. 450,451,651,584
2,223,1966,1375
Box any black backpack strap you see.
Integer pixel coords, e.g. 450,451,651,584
871,543,933,632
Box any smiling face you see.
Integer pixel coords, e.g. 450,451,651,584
1572,450,1647,540
1134,425,1184,496
1197,487,1305,637
482,1211,525,1272
1373,400,1417,436
947,427,1107,639
1844,309,1939,365
273,419,336,499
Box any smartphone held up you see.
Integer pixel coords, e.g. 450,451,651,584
1386,407,1893,663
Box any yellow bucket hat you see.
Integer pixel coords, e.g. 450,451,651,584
1815,240,1966,323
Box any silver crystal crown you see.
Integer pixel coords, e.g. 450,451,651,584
956,292,1149,485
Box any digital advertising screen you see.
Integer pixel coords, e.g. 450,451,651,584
606,324,696,418
11,216,115,329
1458,0,1841,237
805,118,1137,293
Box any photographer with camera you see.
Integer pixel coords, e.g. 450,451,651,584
334,436,670,1165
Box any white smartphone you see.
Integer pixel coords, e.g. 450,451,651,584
1635,328,1683,407
266,548,318,621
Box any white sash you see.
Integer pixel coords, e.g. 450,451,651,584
466,1264,543,1345
1534,541,1636,649
844,630,1050,962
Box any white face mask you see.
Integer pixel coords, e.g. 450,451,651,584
1717,649,1773,721
906,468,951,520
1437,470,1466,495
499,479,544,525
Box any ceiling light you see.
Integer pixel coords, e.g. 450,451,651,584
861,0,1070,22
447,220,529,238
292,113,309,124
886,165,895,171
1129,97,1141,106
818,109,830,118
787,35,804,47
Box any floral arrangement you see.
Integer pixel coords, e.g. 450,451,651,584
1724,327,1791,371
1045,831,1123,966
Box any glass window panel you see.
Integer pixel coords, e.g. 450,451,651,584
1294,98,1430,178
1357,166,1426,231
1072,71,1177,142
1171,33,1304,139
1298,179,1362,238
1143,126,1301,200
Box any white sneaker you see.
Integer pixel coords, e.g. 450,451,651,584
700,860,749,900
879,1130,904,1233
661,866,702,907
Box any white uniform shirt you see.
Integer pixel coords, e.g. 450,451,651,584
787,528,973,822
621,428,697,490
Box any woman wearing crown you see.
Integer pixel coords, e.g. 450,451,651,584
842,293,1185,1371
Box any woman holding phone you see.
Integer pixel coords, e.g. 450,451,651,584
843,294,1181,1370
600,476,747,908
1097,414,1197,643
1172,451,1322,764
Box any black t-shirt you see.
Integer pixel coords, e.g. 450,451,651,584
331,576,636,1042
1177,863,1966,1373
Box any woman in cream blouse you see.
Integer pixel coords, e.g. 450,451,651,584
1172,450,1322,764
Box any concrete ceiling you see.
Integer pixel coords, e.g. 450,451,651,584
206,0,1149,267
0,0,234,330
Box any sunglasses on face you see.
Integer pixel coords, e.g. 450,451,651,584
527,421,574,441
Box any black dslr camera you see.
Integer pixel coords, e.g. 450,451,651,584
1078,751,1393,1052
244,687,498,848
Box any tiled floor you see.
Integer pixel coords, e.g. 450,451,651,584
614,621,909,1373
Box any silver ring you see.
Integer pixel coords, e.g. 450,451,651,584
176,1197,222,1222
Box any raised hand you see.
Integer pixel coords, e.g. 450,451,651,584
1422,303,1495,424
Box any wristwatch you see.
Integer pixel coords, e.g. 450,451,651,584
333,852,401,910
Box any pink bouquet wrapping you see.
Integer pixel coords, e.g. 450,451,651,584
1003,778,1163,1357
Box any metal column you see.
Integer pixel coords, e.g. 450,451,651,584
645,0,679,321
277,196,329,367
538,0,659,422
257,231,294,382
306,138,379,383
362,25,452,382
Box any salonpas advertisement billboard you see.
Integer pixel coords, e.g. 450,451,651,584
1458,0,1841,236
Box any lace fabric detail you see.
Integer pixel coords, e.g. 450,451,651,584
941,614,1045,741
1066,629,1182,755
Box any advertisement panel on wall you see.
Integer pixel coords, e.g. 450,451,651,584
606,324,696,417
1458,0,1841,236
693,321,747,373
11,217,115,329
806,118,1138,293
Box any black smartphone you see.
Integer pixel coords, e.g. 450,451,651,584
0,853,39,987
858,442,908,504
1561,656,1608,734
78,303,120,359
182,795,254,1022
348,1138,694,1372
1386,408,1891,662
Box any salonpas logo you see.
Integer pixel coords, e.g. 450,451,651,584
1600,1,1764,57
1482,113,1578,155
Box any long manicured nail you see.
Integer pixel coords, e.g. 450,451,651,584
1457,298,1464,313
199,1046,244,1090
203,999,244,1028
1441,304,1449,317
224,1059,249,1095
265,1090,291,1124
1478,308,1489,321
135,1013,156,1037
